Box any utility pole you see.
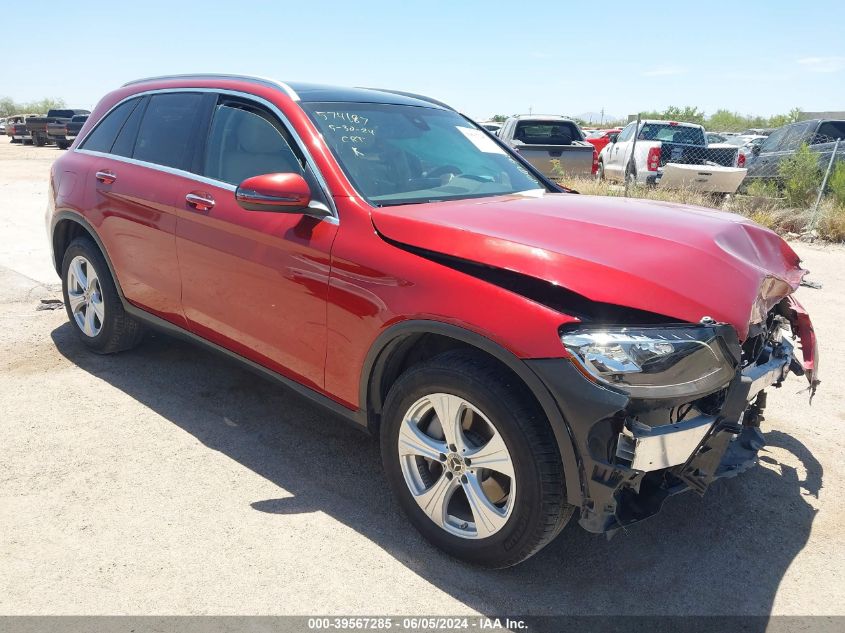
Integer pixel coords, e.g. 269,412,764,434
600,108,604,125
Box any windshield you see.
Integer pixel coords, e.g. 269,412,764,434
302,102,546,206
638,123,705,145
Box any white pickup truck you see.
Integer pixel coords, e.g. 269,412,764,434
597,119,747,193
497,115,595,178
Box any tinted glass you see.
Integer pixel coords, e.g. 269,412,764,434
638,123,705,145
618,123,635,142
111,97,147,158
513,120,581,144
814,121,845,144
203,104,303,185
303,102,545,206
760,126,789,152
133,93,203,169
80,99,140,153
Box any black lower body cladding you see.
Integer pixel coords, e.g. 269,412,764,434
526,325,795,534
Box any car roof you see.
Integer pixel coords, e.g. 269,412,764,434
122,74,450,110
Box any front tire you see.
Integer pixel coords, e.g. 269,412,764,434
597,159,605,180
380,350,572,568
61,237,145,354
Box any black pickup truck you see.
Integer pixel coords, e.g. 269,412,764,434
25,108,90,146
46,114,89,149
745,119,845,182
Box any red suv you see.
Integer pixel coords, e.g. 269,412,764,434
48,75,819,568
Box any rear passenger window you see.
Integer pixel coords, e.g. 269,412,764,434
133,93,203,170
202,103,304,185
111,97,147,158
80,98,140,153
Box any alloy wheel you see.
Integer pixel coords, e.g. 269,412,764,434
66,255,104,337
397,393,516,539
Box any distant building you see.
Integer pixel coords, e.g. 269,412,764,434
799,111,845,121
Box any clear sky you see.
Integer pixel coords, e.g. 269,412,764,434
1,0,842,121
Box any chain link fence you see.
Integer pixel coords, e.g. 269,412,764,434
573,116,845,241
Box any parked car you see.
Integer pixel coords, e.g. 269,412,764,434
498,115,596,178
47,114,89,149
26,108,90,146
745,119,845,183
48,75,818,568
584,128,622,156
0,118,6,135
598,119,746,192
479,121,502,134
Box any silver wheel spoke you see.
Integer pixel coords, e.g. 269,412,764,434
463,472,509,539
83,304,97,336
70,258,87,290
430,393,467,452
67,291,86,313
415,472,458,528
90,296,105,321
87,270,99,293
466,431,514,479
398,419,446,461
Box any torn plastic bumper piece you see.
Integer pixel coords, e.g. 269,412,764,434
526,334,796,534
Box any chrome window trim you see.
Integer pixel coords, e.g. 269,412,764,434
75,87,337,219
76,148,237,191
122,74,300,101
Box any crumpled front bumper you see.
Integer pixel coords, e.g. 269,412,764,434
526,313,814,534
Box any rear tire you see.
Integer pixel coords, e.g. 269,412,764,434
61,237,146,354
380,350,573,568
56,140,69,150
34,133,45,147
597,159,605,180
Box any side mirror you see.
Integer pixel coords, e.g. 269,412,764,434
608,133,619,144
236,173,325,216
752,144,762,156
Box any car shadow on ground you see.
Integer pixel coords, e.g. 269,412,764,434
51,323,821,621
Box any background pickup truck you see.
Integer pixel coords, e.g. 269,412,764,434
26,109,90,146
497,115,595,178
5,114,40,143
46,115,89,149
745,118,845,183
598,119,746,193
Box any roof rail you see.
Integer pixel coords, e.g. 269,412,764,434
121,74,299,101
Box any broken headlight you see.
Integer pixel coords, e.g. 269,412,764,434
561,326,736,399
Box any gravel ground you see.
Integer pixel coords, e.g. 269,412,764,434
1,140,844,617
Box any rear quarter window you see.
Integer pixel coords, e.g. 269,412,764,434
79,98,141,153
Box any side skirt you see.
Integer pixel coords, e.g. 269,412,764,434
123,303,368,431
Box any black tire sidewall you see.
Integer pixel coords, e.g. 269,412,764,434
381,363,554,567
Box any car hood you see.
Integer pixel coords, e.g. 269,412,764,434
371,192,806,339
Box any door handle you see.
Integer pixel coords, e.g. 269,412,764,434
95,169,116,184
185,191,215,212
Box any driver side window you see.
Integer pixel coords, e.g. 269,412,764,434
618,123,635,142
202,102,304,186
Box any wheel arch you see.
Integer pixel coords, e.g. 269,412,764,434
51,211,126,302
360,319,582,505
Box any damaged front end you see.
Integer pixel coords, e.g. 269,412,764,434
527,296,819,535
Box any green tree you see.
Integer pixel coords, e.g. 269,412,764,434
490,114,507,122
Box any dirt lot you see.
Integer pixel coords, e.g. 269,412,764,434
1,139,844,618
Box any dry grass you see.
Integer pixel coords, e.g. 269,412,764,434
554,176,845,242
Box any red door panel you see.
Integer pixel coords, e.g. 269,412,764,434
176,184,338,392
86,158,186,327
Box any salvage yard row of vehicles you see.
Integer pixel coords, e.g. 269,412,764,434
7,104,844,194
3,109,89,147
